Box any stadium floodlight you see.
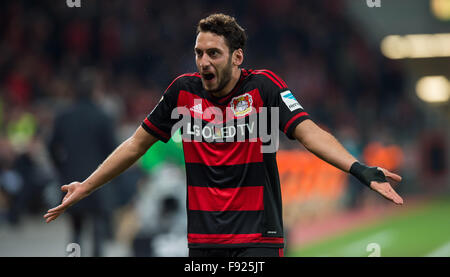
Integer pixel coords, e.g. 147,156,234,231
416,76,450,103
381,33,450,59
431,0,450,21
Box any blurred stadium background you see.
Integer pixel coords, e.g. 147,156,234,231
0,0,449,257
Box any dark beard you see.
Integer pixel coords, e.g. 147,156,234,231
207,57,233,94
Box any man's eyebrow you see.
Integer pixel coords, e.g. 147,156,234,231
194,47,222,52
206,47,222,52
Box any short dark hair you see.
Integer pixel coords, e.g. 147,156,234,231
197,13,247,52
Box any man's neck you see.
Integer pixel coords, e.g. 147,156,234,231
211,68,241,98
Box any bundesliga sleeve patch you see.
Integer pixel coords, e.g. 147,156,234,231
280,90,303,111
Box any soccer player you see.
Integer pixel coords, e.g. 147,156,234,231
44,14,403,257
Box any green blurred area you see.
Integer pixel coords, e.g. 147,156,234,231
138,130,185,173
289,197,450,257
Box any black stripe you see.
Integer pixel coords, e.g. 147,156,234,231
284,114,311,140
259,69,287,88
186,162,268,188
252,70,284,89
188,210,263,234
140,122,169,143
179,113,261,143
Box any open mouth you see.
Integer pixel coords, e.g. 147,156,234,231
202,73,216,81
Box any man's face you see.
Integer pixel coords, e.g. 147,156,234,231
195,32,234,93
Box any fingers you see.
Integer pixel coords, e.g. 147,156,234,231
378,168,402,183
44,204,67,223
46,203,66,214
43,209,60,222
44,183,82,223
386,186,404,205
385,171,402,183
371,182,404,205
62,192,72,203
44,199,70,222
375,169,403,204
44,212,61,223
44,191,77,223
61,184,70,192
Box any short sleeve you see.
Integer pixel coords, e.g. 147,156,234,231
256,70,310,140
141,77,182,143
277,89,310,139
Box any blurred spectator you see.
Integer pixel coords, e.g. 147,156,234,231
0,129,56,226
48,69,117,256
0,137,23,225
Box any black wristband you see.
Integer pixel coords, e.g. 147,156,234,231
349,161,387,187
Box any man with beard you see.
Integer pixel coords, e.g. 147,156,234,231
44,13,403,257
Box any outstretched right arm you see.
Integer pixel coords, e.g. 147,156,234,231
44,126,158,223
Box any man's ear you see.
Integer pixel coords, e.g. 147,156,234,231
233,49,244,66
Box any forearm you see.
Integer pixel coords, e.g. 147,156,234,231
294,120,357,172
82,127,156,194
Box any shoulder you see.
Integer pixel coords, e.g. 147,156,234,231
164,72,202,94
243,69,289,104
244,69,288,91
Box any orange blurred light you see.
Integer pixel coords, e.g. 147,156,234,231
363,142,404,171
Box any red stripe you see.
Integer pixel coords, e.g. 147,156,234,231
183,140,263,166
283,112,309,134
255,69,288,88
178,90,225,123
260,69,288,88
188,186,263,211
279,248,284,257
178,89,264,124
252,71,283,89
188,233,284,245
164,73,201,93
143,118,170,140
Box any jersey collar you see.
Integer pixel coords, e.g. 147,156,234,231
203,68,245,106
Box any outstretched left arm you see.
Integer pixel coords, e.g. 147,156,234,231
293,119,404,205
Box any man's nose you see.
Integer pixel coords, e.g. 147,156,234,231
199,55,212,68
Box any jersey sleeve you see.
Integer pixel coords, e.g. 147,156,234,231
141,77,182,143
278,89,311,139
257,70,311,140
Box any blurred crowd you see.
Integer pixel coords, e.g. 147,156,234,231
0,0,433,256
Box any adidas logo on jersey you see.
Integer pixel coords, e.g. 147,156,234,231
190,103,203,114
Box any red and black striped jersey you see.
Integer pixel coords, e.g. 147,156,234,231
141,69,310,249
